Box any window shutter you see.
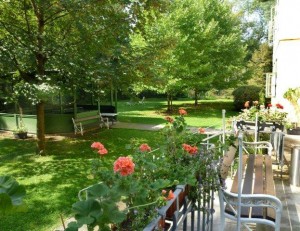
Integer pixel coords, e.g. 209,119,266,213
265,73,276,98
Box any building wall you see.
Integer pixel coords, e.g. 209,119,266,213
272,0,300,122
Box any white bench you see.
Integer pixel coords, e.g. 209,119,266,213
72,114,109,135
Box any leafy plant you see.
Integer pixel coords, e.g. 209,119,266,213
232,86,262,111
0,175,26,216
66,109,222,230
236,101,288,125
283,87,300,127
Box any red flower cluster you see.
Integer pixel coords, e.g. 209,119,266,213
182,143,198,155
267,103,272,108
139,143,151,152
113,156,135,176
198,127,205,134
276,103,284,109
91,142,108,155
162,189,175,201
165,116,174,123
178,108,187,116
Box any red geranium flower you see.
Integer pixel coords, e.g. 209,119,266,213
268,103,272,108
139,143,151,152
178,108,187,116
98,148,108,155
276,103,284,109
165,116,174,123
91,142,108,155
113,157,135,176
163,190,175,201
182,144,198,155
198,127,205,134
91,142,104,150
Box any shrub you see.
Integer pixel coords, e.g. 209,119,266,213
232,85,262,111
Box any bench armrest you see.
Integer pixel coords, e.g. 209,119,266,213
243,141,273,155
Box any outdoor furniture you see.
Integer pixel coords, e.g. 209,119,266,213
219,133,282,231
101,112,118,125
234,117,285,176
139,96,145,104
72,114,109,135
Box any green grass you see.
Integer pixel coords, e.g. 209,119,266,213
0,129,162,231
0,99,238,231
117,98,237,128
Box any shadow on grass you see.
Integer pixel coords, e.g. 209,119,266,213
0,129,164,231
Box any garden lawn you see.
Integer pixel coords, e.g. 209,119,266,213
0,129,163,231
117,99,237,129
0,99,238,231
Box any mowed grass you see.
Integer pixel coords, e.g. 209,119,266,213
0,129,162,231
117,98,237,129
0,99,238,231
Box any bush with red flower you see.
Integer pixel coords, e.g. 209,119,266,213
236,100,288,125
67,110,222,231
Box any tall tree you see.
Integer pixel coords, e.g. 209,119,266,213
133,0,246,106
0,0,135,154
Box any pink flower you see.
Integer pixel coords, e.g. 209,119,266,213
165,116,174,123
198,128,205,134
139,143,151,152
98,148,108,155
113,157,135,176
161,189,167,195
268,103,272,108
91,142,104,150
91,142,108,156
178,108,187,116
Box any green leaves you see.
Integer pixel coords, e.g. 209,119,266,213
68,182,126,229
0,175,26,216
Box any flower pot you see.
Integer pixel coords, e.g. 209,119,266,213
14,132,28,139
287,127,300,135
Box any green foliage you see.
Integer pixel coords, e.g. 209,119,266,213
0,175,26,216
283,87,300,125
247,43,272,88
232,85,262,111
236,104,288,124
0,99,236,230
67,109,222,230
130,0,247,107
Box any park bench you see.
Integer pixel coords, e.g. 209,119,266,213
72,114,109,135
219,133,282,231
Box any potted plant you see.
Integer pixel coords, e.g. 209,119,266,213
13,124,28,139
13,106,28,139
283,87,300,135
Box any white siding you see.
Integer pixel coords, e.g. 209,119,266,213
271,0,300,122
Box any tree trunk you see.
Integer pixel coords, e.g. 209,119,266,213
114,89,118,111
167,94,171,113
33,3,46,154
194,89,198,106
36,101,45,155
